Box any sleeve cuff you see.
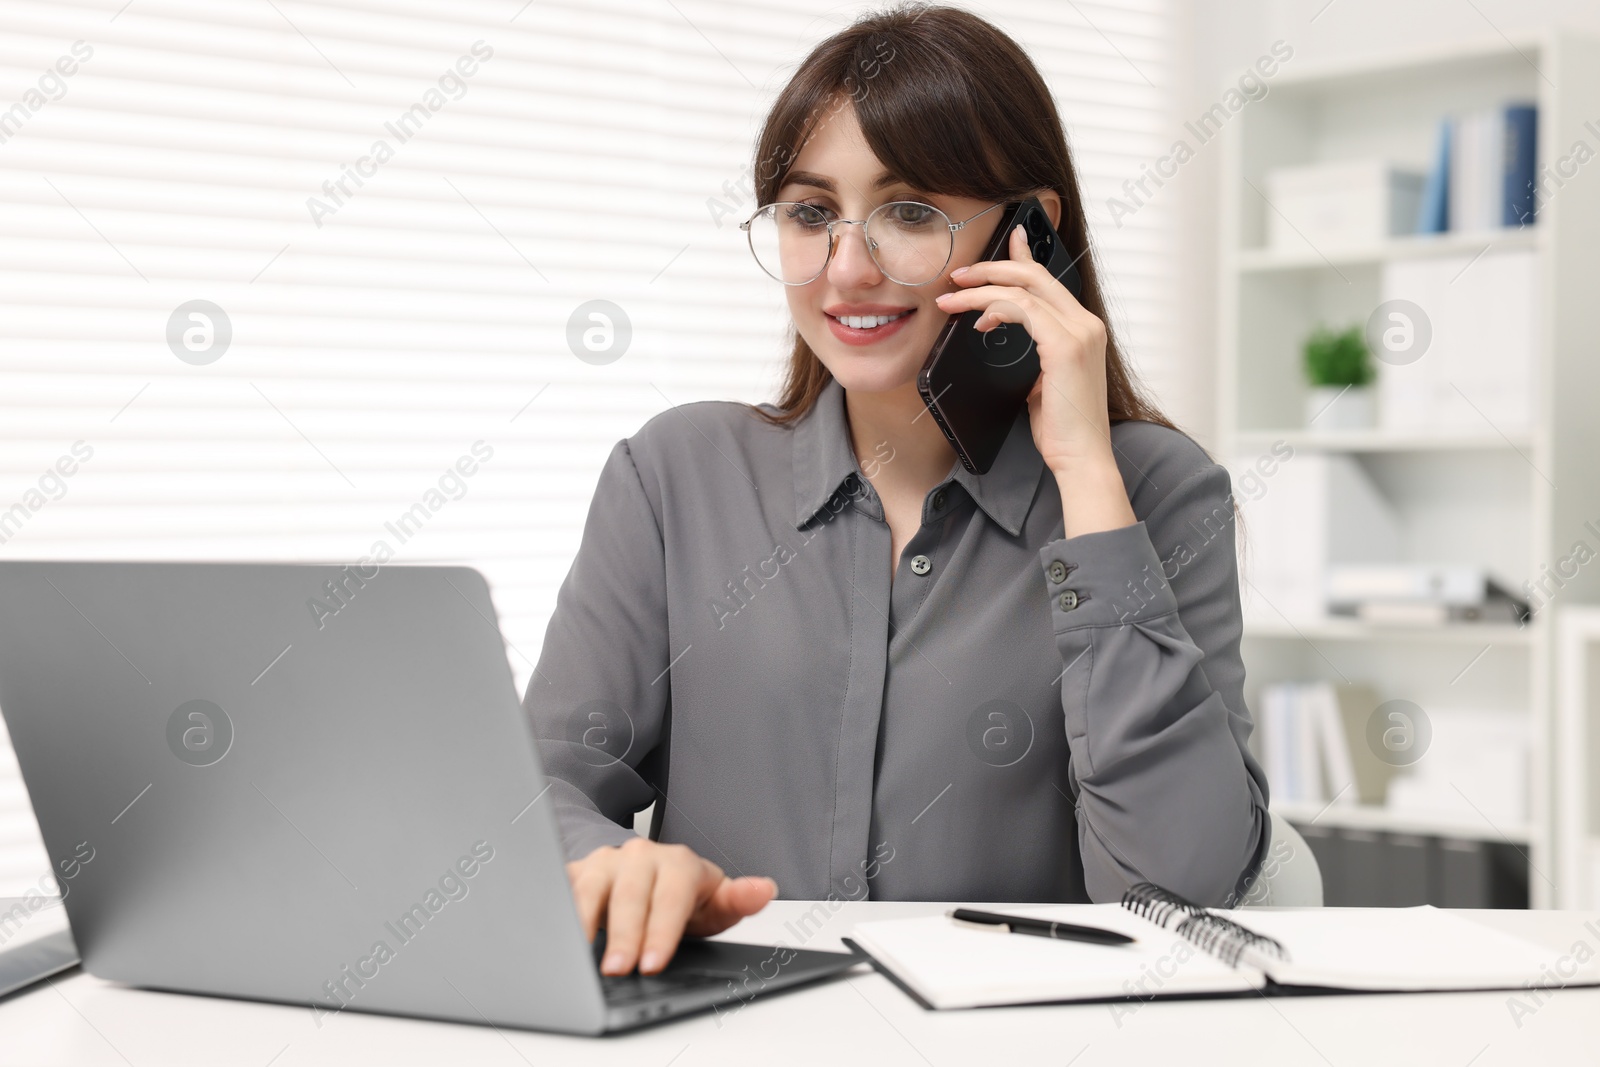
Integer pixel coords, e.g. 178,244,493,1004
556,809,638,862
1037,520,1177,632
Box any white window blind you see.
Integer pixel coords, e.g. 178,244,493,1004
0,0,1173,895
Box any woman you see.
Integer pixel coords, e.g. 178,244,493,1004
527,2,1270,978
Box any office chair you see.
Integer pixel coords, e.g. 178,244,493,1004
1236,810,1325,907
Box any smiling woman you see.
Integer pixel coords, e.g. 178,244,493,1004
744,7,1165,436
526,2,1271,982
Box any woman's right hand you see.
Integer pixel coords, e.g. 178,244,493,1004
566,837,779,976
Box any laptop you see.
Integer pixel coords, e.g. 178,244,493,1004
0,898,78,998
0,561,860,1033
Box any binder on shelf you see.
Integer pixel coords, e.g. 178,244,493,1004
1503,104,1538,227
1231,453,1401,626
1261,681,1395,809
1383,833,1434,908
1286,824,1528,908
1436,838,1492,909
1415,118,1451,234
1262,683,1295,801
1310,683,1357,806
1334,683,1395,807
1376,248,1538,434
1337,829,1386,907
1446,103,1539,233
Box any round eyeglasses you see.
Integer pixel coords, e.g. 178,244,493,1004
739,200,1012,286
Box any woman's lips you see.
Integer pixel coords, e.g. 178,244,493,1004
825,308,916,347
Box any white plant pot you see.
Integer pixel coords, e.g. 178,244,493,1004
1304,384,1376,431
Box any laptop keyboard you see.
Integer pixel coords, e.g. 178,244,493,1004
599,968,736,1005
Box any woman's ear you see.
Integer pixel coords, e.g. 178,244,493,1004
1032,189,1063,230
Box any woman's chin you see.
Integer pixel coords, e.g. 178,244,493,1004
818,349,925,396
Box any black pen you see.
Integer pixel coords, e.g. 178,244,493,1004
946,908,1136,946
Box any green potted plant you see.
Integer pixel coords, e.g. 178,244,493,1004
1302,323,1376,430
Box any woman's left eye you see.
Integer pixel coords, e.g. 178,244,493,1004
886,200,930,218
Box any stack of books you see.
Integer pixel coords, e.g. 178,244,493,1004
1260,680,1410,807
1260,680,1365,806
1259,678,1530,827
1326,563,1531,627
1416,103,1538,233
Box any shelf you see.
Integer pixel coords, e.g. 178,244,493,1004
1265,31,1546,92
1233,430,1536,454
1218,28,1600,907
1236,226,1541,274
1274,801,1532,845
1243,618,1535,645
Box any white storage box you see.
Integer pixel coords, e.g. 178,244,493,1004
1384,709,1529,825
1228,451,1402,626
1376,248,1539,434
1264,160,1425,251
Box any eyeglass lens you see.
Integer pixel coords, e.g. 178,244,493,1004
746,202,954,285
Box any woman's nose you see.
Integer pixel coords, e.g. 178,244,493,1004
825,222,883,288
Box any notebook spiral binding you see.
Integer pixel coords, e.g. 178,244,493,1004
1120,882,1292,969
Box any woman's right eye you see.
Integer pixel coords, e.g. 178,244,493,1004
782,204,831,229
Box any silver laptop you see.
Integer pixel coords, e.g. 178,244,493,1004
0,561,858,1033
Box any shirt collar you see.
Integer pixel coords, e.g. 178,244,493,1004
790,376,1044,537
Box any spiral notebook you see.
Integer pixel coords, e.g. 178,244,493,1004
842,883,1600,1010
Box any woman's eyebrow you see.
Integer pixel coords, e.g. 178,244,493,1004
782,169,906,193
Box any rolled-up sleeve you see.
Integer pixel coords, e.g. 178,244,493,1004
523,439,664,861
1038,462,1270,906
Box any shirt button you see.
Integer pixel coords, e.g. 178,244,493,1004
910,554,932,576
1057,590,1079,611
931,489,947,511
1047,560,1068,584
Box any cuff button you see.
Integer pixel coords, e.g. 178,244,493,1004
1057,590,1079,611
1047,560,1068,584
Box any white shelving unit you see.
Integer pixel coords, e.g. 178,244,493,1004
1557,607,1600,910
1271,800,1533,846
1214,31,1600,908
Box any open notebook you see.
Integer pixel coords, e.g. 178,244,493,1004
843,883,1600,1010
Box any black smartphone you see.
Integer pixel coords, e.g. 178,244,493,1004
916,197,1085,475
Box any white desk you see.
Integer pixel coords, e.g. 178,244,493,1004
3,901,1597,1066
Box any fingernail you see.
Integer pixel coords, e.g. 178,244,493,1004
602,951,625,973
765,877,780,896
951,265,968,276
935,292,951,302
639,950,663,973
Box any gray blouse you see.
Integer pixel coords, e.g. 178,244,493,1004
523,376,1271,907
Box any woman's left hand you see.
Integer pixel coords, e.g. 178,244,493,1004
935,223,1135,538
934,223,1115,478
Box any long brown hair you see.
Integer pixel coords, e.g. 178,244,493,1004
744,1,1178,441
